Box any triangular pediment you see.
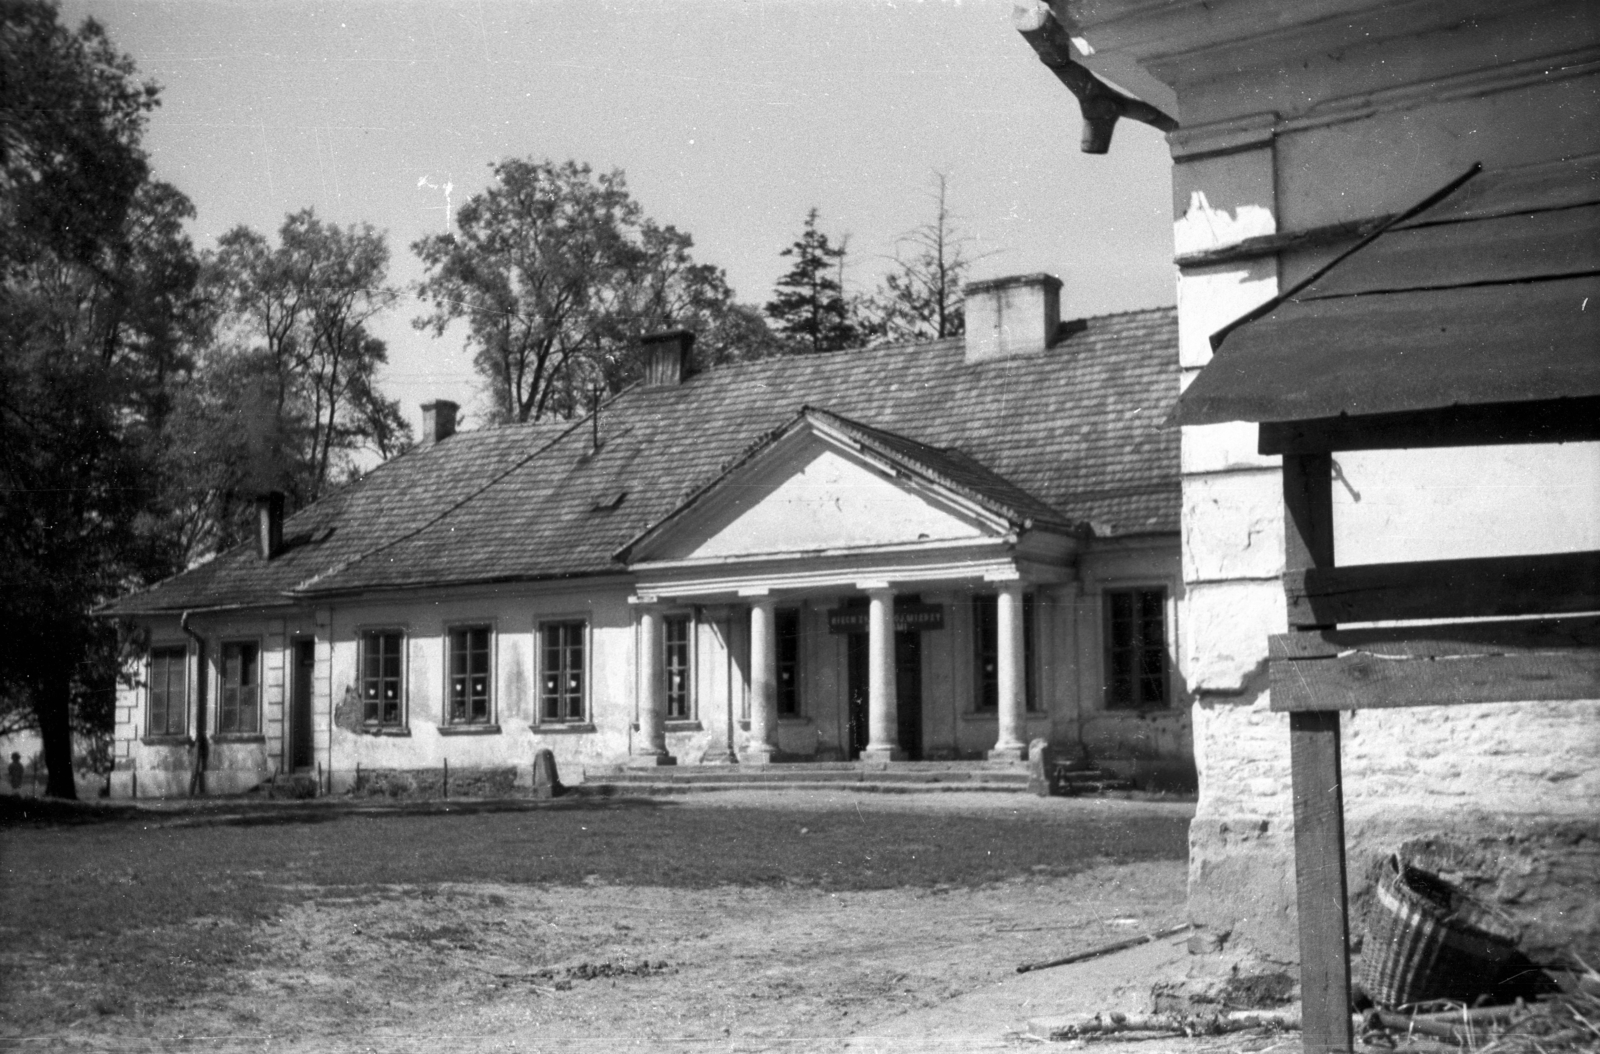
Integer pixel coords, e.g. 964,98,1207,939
625,418,1014,565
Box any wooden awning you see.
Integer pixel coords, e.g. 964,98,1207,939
1171,156,1600,432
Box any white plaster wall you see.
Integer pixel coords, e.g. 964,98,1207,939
686,445,986,560
1331,444,1600,566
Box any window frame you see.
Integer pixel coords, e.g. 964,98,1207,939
663,612,695,722
217,639,261,736
971,592,1038,714
1102,585,1171,712
775,606,802,718
360,629,407,729
147,645,189,738
445,624,494,726
539,619,589,725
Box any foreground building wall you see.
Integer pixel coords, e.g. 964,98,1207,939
1054,0,1600,990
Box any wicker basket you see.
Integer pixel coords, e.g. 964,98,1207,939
1358,854,1521,1009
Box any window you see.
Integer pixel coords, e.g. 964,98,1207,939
1105,587,1168,710
776,608,801,716
362,631,405,726
541,621,586,723
973,593,1037,712
448,626,492,724
664,615,693,720
148,646,188,737
219,641,260,734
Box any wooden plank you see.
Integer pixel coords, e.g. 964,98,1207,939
1282,454,1335,577
1306,204,1600,298
1290,711,1354,1054
1272,645,1600,712
1259,396,1600,454
1286,550,1600,627
1269,614,1600,661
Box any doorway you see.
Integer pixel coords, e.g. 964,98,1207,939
843,628,923,760
290,640,315,772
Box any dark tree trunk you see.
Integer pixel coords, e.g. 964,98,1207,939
34,654,79,801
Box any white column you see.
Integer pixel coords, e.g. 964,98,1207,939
990,581,1028,761
862,586,901,763
629,601,674,767
745,598,778,764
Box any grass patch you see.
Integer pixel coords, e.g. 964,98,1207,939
0,795,1188,1031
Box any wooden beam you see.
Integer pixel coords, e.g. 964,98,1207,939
1291,710,1354,1054
1272,648,1600,713
1259,396,1600,454
1280,453,1351,1054
1282,454,1335,585
1270,614,1600,661
1286,550,1600,627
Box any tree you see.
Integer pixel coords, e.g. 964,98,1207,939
862,174,984,345
414,158,760,424
764,208,860,354
204,209,409,514
1,2,202,797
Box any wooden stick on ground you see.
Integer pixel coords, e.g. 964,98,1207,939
1016,923,1189,973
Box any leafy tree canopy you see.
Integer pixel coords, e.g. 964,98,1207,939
414,158,771,424
1,1,202,796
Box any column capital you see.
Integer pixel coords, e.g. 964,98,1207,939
736,586,770,598
855,581,893,594
629,594,663,607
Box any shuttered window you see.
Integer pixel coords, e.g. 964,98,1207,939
448,627,492,724
148,647,188,737
541,621,586,722
219,642,260,734
1105,588,1168,710
362,631,405,726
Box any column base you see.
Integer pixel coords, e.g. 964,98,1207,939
626,753,677,768
859,746,904,765
987,744,1027,763
741,745,776,766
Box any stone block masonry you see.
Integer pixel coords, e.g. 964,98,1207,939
351,766,520,800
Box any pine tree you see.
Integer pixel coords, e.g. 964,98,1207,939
764,208,859,354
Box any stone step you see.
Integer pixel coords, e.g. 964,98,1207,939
570,779,1034,797
587,767,1030,787
1056,768,1138,795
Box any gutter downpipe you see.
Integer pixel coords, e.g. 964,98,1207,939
180,611,208,797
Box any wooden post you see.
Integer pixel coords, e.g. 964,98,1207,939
1282,453,1353,1054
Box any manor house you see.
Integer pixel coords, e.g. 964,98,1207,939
105,274,1188,796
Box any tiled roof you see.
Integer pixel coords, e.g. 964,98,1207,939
106,307,1178,612
102,420,575,615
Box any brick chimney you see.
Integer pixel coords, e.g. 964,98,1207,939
256,491,285,560
641,330,694,387
421,400,459,445
963,274,1063,363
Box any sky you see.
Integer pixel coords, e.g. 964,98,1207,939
62,0,1177,435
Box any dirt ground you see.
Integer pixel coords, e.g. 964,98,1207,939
1,790,1197,1053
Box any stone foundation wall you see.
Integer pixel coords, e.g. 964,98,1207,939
1187,694,1600,991
350,766,521,800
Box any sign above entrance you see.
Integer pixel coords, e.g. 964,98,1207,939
827,602,944,635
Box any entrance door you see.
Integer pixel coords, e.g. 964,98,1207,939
846,633,869,759
842,629,923,760
895,630,923,760
290,640,315,771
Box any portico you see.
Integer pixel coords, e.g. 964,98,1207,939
617,406,1078,765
